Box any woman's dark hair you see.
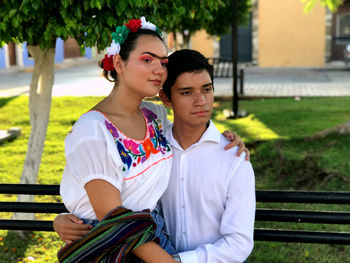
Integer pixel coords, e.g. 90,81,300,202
99,29,164,82
163,49,214,100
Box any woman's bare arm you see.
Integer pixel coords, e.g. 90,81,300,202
85,179,176,263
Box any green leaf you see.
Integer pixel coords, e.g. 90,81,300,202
190,10,195,19
76,8,82,18
96,1,102,10
0,22,7,32
8,9,17,18
22,6,29,16
106,16,115,27
117,0,128,14
19,0,30,9
302,0,316,13
32,0,40,11
80,45,86,55
11,17,19,28
56,26,62,36
62,0,69,8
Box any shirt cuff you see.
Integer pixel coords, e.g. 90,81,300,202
178,250,198,263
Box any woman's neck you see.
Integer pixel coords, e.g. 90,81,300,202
96,83,143,117
93,84,147,141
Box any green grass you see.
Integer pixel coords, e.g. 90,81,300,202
0,96,350,262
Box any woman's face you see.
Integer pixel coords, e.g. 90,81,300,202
119,35,168,98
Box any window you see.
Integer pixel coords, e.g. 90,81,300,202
336,13,350,44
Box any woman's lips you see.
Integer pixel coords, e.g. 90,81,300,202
150,79,161,85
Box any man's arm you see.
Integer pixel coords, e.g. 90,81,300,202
178,160,256,263
53,214,92,244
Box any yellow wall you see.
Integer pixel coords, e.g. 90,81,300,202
191,30,214,58
259,0,326,67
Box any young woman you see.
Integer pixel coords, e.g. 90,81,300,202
56,17,248,263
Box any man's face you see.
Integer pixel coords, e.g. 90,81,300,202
167,70,214,129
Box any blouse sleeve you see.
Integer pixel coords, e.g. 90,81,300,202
65,119,123,191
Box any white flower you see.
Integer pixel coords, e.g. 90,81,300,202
106,40,121,56
140,16,156,31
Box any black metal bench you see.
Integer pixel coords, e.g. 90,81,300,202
1,184,350,245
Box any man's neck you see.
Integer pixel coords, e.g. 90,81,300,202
172,121,209,150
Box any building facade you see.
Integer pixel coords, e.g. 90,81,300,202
0,38,96,69
330,0,350,61
191,0,350,67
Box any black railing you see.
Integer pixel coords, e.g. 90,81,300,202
208,58,245,94
1,184,350,244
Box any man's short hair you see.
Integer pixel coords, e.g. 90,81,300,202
163,49,214,100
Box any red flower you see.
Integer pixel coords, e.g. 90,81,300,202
101,54,114,71
125,19,141,32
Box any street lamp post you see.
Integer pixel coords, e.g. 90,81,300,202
232,0,238,117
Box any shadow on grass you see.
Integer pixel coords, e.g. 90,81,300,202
0,230,37,262
252,134,350,191
0,96,19,108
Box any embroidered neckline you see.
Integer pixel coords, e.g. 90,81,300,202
88,109,149,143
99,107,172,172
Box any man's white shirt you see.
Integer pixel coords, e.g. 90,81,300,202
160,121,256,263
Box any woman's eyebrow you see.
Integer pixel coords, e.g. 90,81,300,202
141,52,168,59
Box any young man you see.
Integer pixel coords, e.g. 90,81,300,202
158,49,255,262
54,50,255,263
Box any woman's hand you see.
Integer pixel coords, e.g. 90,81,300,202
222,130,250,160
53,214,92,244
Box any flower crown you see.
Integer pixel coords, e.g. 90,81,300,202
101,17,162,71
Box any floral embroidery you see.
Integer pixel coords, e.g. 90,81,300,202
142,138,159,159
123,139,141,155
105,121,119,138
104,107,171,171
117,140,132,169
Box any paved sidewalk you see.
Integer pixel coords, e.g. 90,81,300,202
214,66,350,97
0,61,349,97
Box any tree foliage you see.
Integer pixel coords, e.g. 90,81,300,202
205,0,252,36
0,0,157,51
301,0,344,13
150,0,251,38
1,0,251,51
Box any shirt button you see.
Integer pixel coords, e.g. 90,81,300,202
180,178,184,181
183,232,187,235
181,205,185,209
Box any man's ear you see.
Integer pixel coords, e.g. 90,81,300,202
113,54,123,74
159,89,173,108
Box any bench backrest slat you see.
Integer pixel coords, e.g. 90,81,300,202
0,202,68,213
254,229,350,245
0,184,60,195
2,184,350,245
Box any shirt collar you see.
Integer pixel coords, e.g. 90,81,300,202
166,120,221,151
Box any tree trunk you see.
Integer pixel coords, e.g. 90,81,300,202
308,120,350,140
12,45,55,225
180,32,191,49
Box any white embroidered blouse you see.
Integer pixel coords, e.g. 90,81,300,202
60,101,173,219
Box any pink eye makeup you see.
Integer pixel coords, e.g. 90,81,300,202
139,53,168,66
160,59,168,66
139,55,153,62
